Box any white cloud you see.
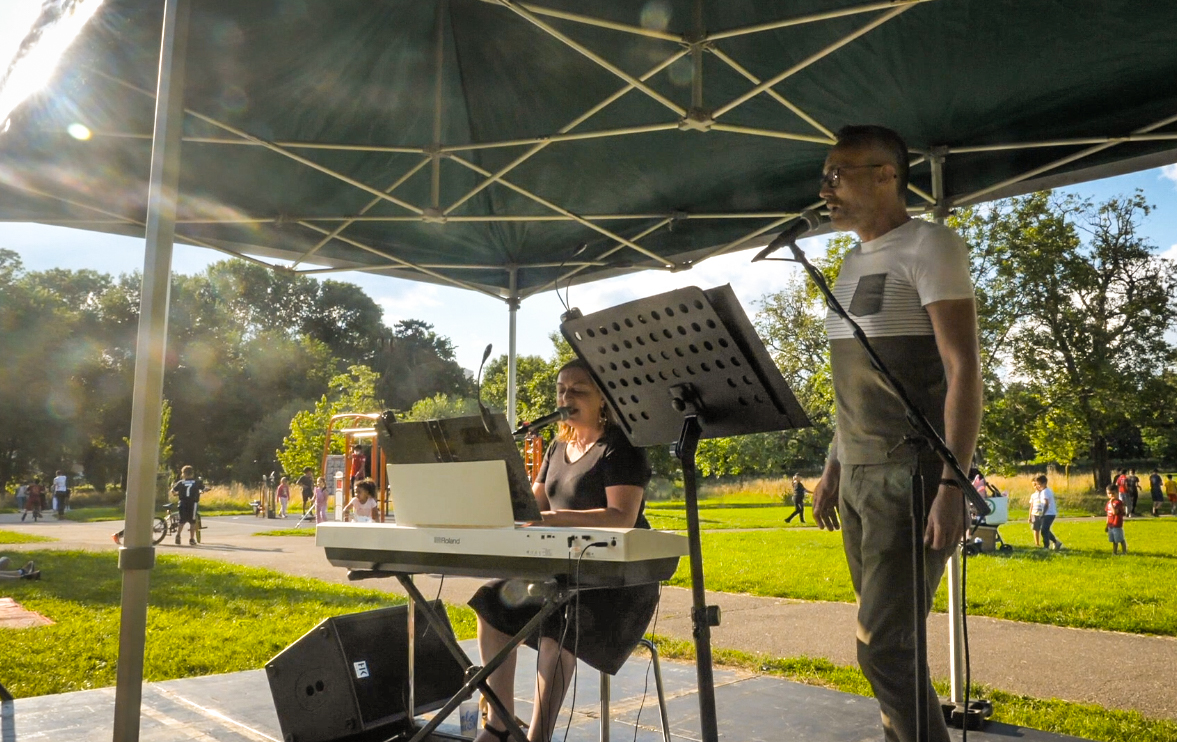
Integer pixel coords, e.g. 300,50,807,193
1160,164,1177,188
1159,244,1177,261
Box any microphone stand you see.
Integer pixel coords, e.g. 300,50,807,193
757,236,990,742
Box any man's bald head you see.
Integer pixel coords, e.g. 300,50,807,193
833,125,909,197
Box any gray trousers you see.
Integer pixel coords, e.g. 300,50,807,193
840,459,952,742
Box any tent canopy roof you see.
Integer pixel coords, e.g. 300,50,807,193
2,0,1176,300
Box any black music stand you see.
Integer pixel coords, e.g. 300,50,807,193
561,284,810,742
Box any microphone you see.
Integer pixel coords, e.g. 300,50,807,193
751,210,824,262
512,407,571,437
475,343,494,432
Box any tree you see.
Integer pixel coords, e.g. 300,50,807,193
976,192,1177,488
276,365,381,476
481,333,575,424
401,394,479,421
694,235,854,478
375,319,472,410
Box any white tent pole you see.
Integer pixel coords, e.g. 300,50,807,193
507,268,519,430
930,149,967,709
110,0,190,739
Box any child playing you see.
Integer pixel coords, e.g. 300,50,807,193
276,476,290,517
1166,474,1177,515
313,476,328,523
1032,475,1063,550
1028,480,1046,547
343,478,383,523
1105,484,1127,555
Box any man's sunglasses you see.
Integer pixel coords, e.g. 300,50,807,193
820,163,888,189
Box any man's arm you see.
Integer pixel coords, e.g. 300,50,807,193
925,298,983,550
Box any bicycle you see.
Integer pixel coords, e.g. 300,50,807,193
112,504,203,545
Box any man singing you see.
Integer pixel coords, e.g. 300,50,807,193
809,126,982,742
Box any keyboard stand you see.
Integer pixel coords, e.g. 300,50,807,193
348,569,572,742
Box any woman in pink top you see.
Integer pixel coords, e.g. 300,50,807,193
276,476,290,517
313,477,328,523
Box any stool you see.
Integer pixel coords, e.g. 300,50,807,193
598,638,671,742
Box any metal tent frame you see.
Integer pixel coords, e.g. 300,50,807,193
2,1,1176,740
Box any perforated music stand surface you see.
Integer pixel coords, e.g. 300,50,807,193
560,284,809,446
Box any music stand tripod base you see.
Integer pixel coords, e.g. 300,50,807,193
562,285,810,742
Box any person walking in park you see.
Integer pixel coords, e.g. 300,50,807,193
275,476,290,517
52,470,69,519
1028,480,1047,547
1126,468,1141,517
1032,475,1063,550
785,473,807,523
14,481,28,514
313,476,328,523
1149,469,1165,517
349,443,367,487
1116,469,1129,512
808,125,981,742
1105,484,1128,554
171,465,204,546
22,478,44,521
1167,474,1177,515
296,466,315,517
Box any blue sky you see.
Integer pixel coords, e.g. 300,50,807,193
6,164,1176,372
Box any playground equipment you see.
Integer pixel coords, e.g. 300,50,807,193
321,413,389,520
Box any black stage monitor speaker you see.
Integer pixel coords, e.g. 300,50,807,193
266,601,465,742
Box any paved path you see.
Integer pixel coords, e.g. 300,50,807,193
3,514,1175,721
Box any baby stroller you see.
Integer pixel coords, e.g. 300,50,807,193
963,482,1013,556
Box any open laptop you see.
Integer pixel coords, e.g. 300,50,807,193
376,412,542,528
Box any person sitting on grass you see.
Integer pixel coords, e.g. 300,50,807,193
171,465,204,546
1105,484,1128,555
343,478,382,523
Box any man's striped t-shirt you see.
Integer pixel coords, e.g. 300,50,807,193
825,219,974,464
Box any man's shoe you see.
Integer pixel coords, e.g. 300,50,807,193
21,570,41,580
189,538,197,546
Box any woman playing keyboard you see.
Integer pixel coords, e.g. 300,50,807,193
470,358,657,742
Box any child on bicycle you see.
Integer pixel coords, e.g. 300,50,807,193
171,465,204,545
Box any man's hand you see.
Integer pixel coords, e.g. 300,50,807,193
925,485,966,550
812,471,841,531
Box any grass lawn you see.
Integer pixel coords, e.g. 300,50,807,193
666,517,1177,636
0,530,56,544
645,493,1093,531
254,528,316,537
0,550,476,697
653,637,1177,742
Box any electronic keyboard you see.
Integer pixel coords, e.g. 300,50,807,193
317,522,688,586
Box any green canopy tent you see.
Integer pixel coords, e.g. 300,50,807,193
2,1,1176,739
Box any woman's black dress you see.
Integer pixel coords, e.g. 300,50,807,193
468,425,659,675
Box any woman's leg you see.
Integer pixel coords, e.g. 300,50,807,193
475,617,518,742
528,636,577,742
